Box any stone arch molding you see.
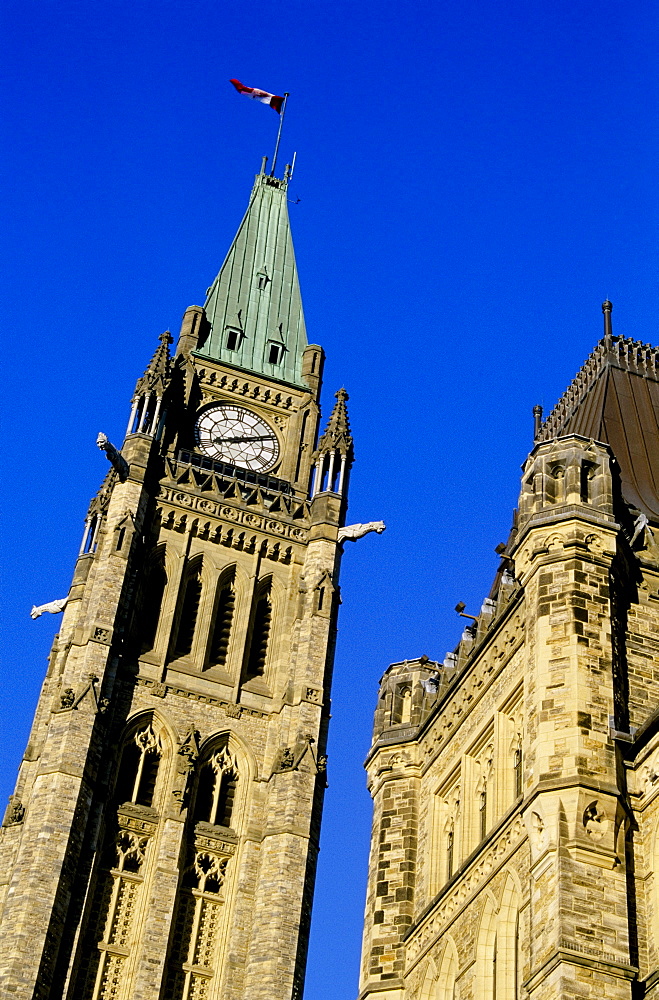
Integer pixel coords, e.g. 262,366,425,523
475,871,521,1000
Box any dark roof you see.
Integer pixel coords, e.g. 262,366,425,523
537,334,659,520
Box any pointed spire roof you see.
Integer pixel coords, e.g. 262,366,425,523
318,388,354,456
134,330,172,398
198,167,308,388
537,304,659,519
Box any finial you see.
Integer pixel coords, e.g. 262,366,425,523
533,404,543,439
335,387,349,402
159,330,173,345
602,299,613,346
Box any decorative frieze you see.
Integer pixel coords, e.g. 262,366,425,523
136,675,269,718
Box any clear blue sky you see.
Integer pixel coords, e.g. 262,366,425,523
2,2,658,997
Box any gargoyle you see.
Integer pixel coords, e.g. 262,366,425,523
96,432,129,481
30,597,68,619
338,521,386,543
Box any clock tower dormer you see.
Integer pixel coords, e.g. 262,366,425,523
0,164,354,1000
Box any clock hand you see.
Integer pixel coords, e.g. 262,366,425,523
212,435,274,444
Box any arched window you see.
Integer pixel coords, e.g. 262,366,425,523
399,687,412,725
140,554,167,654
173,560,203,659
115,724,162,808
192,745,239,829
244,578,272,681
207,569,236,669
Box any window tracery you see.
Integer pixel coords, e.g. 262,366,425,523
161,849,228,1000
71,825,152,1000
115,723,163,808
193,745,239,828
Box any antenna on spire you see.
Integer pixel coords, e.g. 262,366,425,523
602,299,613,347
270,93,290,178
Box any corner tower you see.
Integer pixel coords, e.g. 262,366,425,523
0,164,354,1000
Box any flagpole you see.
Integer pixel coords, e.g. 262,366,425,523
270,93,289,178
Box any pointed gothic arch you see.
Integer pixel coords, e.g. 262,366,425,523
437,937,459,1000
243,574,275,683
170,555,204,660
206,564,237,670
476,872,520,1000
138,544,168,655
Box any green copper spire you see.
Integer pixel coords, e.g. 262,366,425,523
198,164,308,387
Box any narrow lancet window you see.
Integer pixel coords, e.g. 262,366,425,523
173,563,203,658
244,580,272,681
141,557,167,653
207,571,236,668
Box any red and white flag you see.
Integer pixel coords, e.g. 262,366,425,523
230,79,284,114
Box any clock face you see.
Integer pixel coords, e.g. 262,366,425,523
195,405,280,472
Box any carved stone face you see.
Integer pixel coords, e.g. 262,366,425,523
195,404,279,471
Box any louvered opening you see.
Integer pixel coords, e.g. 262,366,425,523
208,576,235,668
244,583,272,681
173,566,202,658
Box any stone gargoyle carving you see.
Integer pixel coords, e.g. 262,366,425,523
30,597,68,619
631,512,654,548
338,521,386,543
96,432,129,481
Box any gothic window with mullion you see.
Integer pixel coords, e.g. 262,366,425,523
192,743,239,829
69,720,165,1000
114,722,163,808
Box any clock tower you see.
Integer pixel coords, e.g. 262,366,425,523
0,162,354,1000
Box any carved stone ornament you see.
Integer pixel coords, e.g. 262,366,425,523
337,521,386,543
583,801,609,840
272,735,327,777
643,755,659,795
4,796,25,827
177,727,200,770
60,688,76,709
531,811,547,851
30,597,68,620
58,675,107,714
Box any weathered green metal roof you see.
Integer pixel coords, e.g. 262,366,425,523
197,168,308,387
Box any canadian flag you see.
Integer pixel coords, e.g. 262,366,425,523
230,79,284,114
